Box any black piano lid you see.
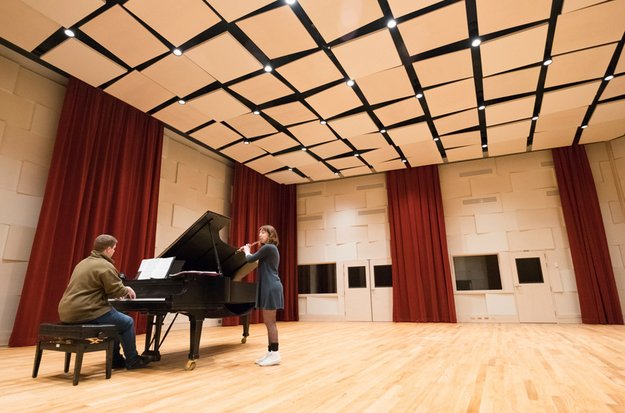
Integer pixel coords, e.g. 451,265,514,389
158,211,257,280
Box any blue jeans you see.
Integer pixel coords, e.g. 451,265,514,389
92,308,139,363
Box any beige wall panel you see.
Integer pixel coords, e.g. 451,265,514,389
0,224,8,257
160,158,177,182
0,55,20,92
2,126,54,167
326,243,358,262
494,150,551,175
335,192,366,211
469,174,512,196
172,204,204,230
305,228,336,247
177,162,207,192
0,89,35,129
501,189,560,210
30,104,60,138
158,179,198,207
336,225,368,244
15,68,66,110
297,216,326,231
439,178,472,200
454,294,488,322
17,161,47,197
507,228,555,251
510,168,556,191
357,240,390,260
0,189,43,227
3,225,36,261
474,212,518,234
439,157,496,181
516,208,563,230
0,155,21,191
368,223,390,242
365,188,387,208
460,195,503,215
305,196,335,215
464,232,509,254
445,216,477,235
157,201,173,227
298,245,328,265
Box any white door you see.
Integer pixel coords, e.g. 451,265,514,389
344,260,393,321
511,252,557,323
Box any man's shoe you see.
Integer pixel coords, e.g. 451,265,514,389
112,356,126,369
258,351,281,366
126,355,151,370
255,351,270,364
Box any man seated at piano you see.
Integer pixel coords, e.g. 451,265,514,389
58,234,151,370
242,225,284,367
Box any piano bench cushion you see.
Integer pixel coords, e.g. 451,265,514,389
33,323,118,385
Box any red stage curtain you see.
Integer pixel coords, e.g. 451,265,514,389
9,78,163,346
386,165,457,322
223,163,298,325
552,146,623,324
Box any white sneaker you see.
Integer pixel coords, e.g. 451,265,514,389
258,351,281,366
255,351,270,364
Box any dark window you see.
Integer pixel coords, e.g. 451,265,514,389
348,266,367,288
515,257,544,284
373,265,392,287
453,255,502,291
298,263,337,294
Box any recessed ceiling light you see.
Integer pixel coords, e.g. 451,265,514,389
604,74,614,81
543,58,553,66
416,93,423,99
401,159,407,163
320,120,327,125
471,38,481,47
434,137,440,141
581,124,588,129
264,65,272,72
354,153,360,157
532,116,539,121
482,144,487,148
387,20,397,28
301,147,307,151
346,79,355,87
334,172,339,175
286,0,296,4
478,105,486,110
178,99,186,105
253,110,260,115
380,129,386,133
64,29,75,37
173,48,182,56
244,140,250,145
288,167,293,171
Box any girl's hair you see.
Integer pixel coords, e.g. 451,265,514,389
260,225,279,246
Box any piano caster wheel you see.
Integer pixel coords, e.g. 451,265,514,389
241,337,247,344
185,360,196,371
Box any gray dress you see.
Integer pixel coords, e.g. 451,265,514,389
245,243,284,310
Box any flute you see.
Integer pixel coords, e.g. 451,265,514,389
237,240,260,252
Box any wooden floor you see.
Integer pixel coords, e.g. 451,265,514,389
2,322,625,412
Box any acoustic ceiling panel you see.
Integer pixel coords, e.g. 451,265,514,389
207,0,274,22
141,54,216,98
476,0,551,36
0,0,60,52
373,97,425,127
357,65,414,105
332,29,402,80
276,51,343,93
263,101,318,126
191,122,241,149
188,88,250,122
21,0,103,28
104,70,175,112
229,73,294,105
413,48,473,88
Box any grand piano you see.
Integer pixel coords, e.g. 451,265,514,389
111,211,258,370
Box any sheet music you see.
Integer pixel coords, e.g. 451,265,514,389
137,257,175,280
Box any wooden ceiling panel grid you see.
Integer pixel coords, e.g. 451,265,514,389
305,83,363,119
274,150,318,168
309,139,352,159
186,32,262,83
476,0,551,36
252,132,300,154
340,165,372,177
104,70,175,112
332,29,402,80
589,100,625,125
480,24,548,77
297,162,338,181
298,0,383,43
398,2,468,56
616,52,625,74
485,96,535,126
373,97,425,126
288,120,337,147
327,156,363,169
328,112,378,138
229,73,294,105
263,101,318,126
361,146,399,164
561,0,605,14
226,112,277,138
488,137,528,157
551,0,625,56
125,0,220,47
532,127,577,150
446,145,484,163
188,88,249,122
401,140,443,166
265,169,310,185
579,119,625,144
236,6,318,59
141,54,216,98
433,108,479,135
387,122,433,146
413,48,474,88
540,80,600,115
41,39,127,87
220,141,266,163
424,78,477,117
80,5,168,68
206,0,273,22
482,67,541,100
440,130,481,149
191,122,242,149
21,0,104,28
546,43,617,88
276,51,344,93
387,0,442,19
0,0,60,52
372,159,407,172
535,107,587,132
153,101,209,132
347,133,389,150
601,76,625,101
487,119,532,143
245,154,284,175
357,65,414,105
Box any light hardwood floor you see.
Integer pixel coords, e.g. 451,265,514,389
2,322,625,412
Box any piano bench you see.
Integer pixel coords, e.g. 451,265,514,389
32,323,118,386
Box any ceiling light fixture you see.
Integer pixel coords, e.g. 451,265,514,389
288,167,293,171
387,20,397,28
478,105,486,110
334,172,339,175
581,124,588,129
482,144,487,148
320,120,327,125
173,48,182,56
604,74,614,81
64,29,75,37
346,79,355,87
380,129,386,133
178,99,186,105
434,137,440,141
286,0,296,4
543,58,553,66
416,93,423,99
253,110,260,115
244,140,250,145
471,38,481,47
401,159,407,163
264,65,273,72
354,153,360,157
301,147,307,151
532,116,539,121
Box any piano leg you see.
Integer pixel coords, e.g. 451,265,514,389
241,314,250,343
186,315,204,370
141,313,162,361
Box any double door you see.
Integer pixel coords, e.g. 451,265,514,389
344,259,393,321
